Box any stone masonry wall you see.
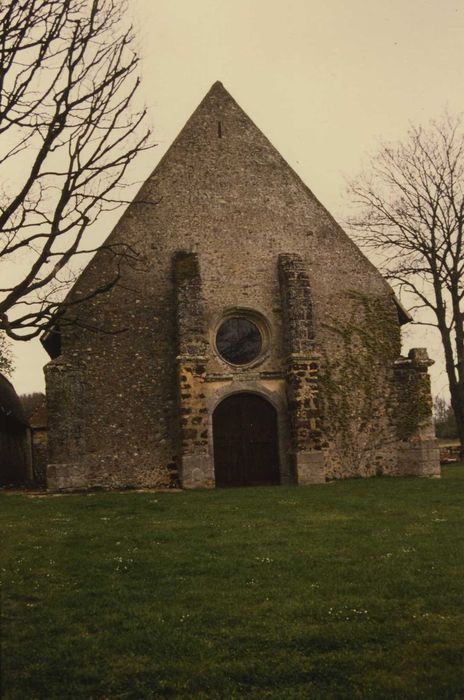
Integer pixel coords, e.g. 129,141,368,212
44,249,178,490
318,294,403,479
31,428,48,486
45,358,87,489
43,82,439,489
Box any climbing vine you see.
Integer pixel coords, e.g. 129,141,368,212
0,332,14,377
318,292,401,477
393,362,433,441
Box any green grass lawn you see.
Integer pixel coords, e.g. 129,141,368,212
1,468,464,700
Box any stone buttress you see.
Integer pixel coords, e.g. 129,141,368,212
278,254,326,483
394,348,440,477
173,252,214,487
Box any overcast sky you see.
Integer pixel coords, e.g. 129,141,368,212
8,0,464,397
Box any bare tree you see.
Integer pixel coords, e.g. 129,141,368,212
0,0,150,341
348,114,464,456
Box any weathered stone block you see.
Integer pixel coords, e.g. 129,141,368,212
181,453,215,489
295,451,326,485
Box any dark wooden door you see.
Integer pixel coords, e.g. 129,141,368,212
213,393,280,487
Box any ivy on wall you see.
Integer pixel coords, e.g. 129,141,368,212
318,292,401,476
393,362,433,441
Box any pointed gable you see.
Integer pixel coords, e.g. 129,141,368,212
68,80,391,307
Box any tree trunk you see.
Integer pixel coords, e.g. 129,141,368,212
435,293,464,460
449,385,464,462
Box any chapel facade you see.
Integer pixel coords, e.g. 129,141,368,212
42,82,440,490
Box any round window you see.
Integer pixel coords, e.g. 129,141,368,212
216,317,262,365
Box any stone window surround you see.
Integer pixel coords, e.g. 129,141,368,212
210,306,272,370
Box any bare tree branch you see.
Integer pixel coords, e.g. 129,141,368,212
348,113,464,455
0,0,152,339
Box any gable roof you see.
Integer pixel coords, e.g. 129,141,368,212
0,374,29,426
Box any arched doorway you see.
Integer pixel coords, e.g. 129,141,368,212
213,393,280,487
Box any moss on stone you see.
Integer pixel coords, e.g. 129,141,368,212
319,292,400,475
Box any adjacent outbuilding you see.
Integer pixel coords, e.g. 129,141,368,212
0,373,32,486
29,399,48,486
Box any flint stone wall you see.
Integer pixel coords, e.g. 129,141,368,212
43,82,440,489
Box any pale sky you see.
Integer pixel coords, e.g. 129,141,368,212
8,0,464,397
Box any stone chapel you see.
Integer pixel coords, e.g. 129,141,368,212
42,82,440,490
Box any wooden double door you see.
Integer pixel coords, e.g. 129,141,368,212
213,393,280,487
